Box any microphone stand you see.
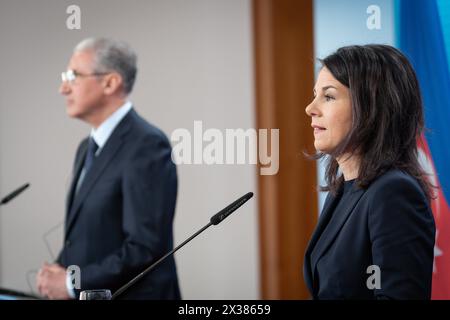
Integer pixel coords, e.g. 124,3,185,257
82,192,254,300
112,222,211,299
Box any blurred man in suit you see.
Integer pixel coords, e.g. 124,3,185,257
36,38,180,299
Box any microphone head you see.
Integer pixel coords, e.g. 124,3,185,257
210,192,253,225
0,183,30,205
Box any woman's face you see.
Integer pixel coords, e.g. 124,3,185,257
305,67,352,154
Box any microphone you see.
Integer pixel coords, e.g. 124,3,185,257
109,192,254,300
0,183,30,206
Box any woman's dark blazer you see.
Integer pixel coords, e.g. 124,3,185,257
303,169,435,299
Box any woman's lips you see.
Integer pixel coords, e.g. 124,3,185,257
312,125,326,134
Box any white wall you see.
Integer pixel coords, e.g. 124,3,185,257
0,0,259,299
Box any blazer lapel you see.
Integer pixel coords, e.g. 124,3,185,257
66,141,88,219
65,111,134,239
309,184,366,285
304,190,342,294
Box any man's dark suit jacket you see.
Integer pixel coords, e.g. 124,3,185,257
57,108,180,300
303,169,435,299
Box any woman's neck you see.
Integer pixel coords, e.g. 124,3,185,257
337,153,360,181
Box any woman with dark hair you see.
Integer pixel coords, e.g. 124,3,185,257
303,44,436,300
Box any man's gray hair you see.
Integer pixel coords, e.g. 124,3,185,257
75,37,137,94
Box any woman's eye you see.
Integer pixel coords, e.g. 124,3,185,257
325,95,335,102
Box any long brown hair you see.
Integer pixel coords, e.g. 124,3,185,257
314,44,433,199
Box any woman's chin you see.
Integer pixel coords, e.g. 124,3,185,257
314,143,328,154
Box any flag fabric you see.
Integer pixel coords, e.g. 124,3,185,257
397,0,450,299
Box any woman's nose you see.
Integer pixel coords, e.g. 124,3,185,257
305,100,317,117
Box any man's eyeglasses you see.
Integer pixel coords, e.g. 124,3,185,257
61,69,110,84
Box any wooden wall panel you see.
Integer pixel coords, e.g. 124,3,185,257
253,0,318,299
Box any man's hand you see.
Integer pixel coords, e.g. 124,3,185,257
36,262,72,300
